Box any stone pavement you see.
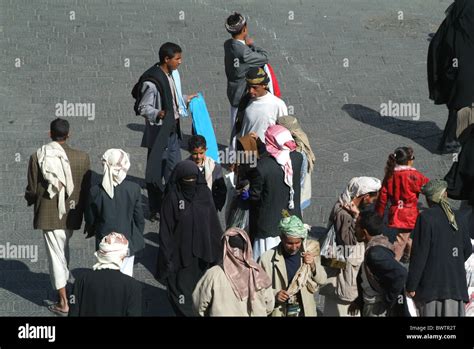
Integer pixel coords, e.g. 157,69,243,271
0,0,458,316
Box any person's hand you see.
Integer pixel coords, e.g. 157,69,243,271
157,110,166,120
186,93,198,104
348,201,360,218
406,291,416,298
245,37,254,46
240,189,250,201
302,252,314,266
276,290,290,303
248,132,258,139
348,301,360,316
228,163,237,173
84,226,95,239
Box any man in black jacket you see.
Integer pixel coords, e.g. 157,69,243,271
134,42,196,222
84,149,145,277
69,233,142,317
247,125,302,260
349,210,407,317
406,179,472,316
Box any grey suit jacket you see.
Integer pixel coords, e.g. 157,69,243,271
224,39,269,107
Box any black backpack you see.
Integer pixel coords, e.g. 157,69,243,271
131,76,164,116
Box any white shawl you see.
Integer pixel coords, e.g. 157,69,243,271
36,141,74,219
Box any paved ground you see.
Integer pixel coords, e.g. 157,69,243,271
0,0,459,316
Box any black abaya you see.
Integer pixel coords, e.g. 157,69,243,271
156,160,223,316
428,0,474,152
445,129,474,203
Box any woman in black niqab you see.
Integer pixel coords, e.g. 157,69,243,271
156,160,223,316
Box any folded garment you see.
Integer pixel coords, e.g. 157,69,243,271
189,92,220,163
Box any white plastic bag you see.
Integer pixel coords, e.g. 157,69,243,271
320,225,346,269
407,297,419,317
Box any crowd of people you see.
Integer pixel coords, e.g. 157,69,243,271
24,7,474,317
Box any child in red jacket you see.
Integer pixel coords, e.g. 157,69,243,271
375,147,429,262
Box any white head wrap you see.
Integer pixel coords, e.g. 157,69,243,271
93,232,129,271
338,176,382,206
101,149,130,199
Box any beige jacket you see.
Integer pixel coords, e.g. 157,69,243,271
259,239,327,317
192,265,275,317
321,241,365,302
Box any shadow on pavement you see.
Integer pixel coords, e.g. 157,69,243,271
342,104,442,154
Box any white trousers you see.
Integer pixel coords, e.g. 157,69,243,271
43,229,73,290
120,255,135,277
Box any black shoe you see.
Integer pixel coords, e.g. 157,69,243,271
149,211,160,222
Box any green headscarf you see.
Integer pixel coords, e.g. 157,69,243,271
421,179,458,231
278,214,308,239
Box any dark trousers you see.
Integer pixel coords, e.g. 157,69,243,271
166,257,209,317
146,132,181,214
438,108,460,152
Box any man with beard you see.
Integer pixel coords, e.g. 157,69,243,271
259,214,327,317
321,176,382,316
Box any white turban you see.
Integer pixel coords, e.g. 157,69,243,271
101,149,130,199
338,176,382,206
93,232,129,271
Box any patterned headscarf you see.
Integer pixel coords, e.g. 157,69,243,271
277,115,316,172
246,67,270,86
422,179,458,231
279,214,318,297
265,125,297,209
279,215,310,239
225,12,247,34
